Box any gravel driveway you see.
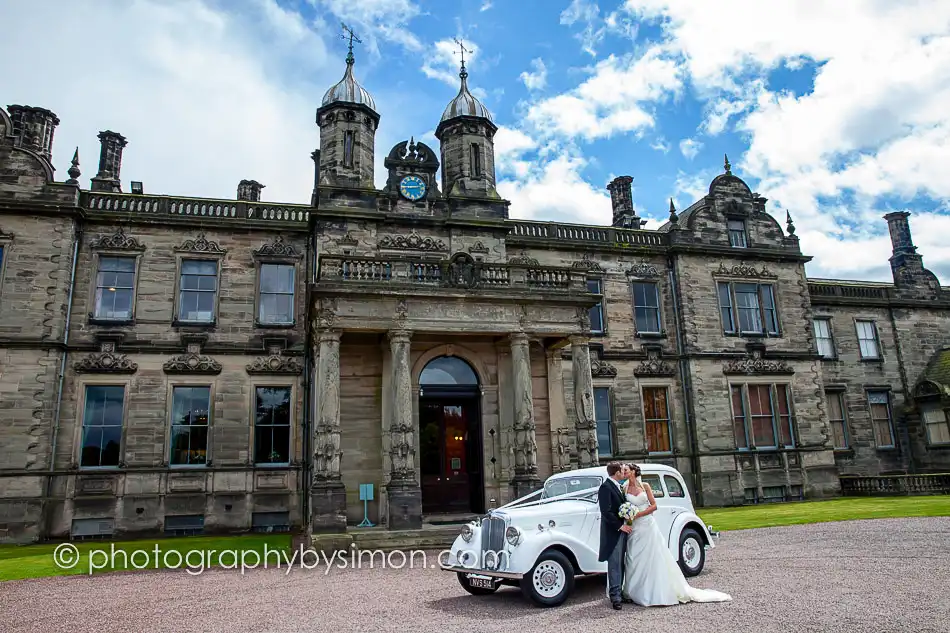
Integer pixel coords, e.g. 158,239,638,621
2,517,948,633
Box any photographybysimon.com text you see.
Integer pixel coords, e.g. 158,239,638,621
51,543,509,576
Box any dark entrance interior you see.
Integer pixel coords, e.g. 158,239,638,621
418,355,485,515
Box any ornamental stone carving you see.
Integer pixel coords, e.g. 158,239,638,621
571,253,605,273
378,230,447,252
90,227,145,251
176,233,226,254
590,357,617,378
446,252,478,289
634,347,676,377
335,232,359,247
626,261,661,278
245,353,303,375
253,235,301,258
508,252,540,266
314,297,337,330
468,241,490,254
722,347,793,375
553,427,572,472
714,261,777,279
164,353,222,375
73,350,138,373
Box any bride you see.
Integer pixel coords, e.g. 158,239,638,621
620,463,732,606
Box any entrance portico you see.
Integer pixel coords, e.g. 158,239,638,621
306,254,601,533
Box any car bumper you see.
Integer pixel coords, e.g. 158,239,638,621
439,563,523,580
707,524,720,545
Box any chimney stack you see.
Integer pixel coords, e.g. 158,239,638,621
237,180,264,202
884,211,924,280
90,130,127,192
7,105,59,159
606,175,644,229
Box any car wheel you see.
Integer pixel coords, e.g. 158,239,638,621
519,549,575,607
457,572,500,595
677,528,705,577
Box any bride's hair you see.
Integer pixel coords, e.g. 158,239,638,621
627,463,642,484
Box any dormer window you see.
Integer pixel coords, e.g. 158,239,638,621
728,219,747,247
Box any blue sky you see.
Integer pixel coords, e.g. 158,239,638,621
2,0,949,283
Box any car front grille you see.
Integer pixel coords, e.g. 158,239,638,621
480,515,507,567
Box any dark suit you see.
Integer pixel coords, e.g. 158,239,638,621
598,478,626,603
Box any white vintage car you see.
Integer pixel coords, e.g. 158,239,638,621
439,463,719,607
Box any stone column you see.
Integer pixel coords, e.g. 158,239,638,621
546,347,572,473
571,335,598,467
509,332,541,499
386,329,422,530
311,328,346,532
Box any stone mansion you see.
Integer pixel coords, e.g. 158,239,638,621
1,49,949,543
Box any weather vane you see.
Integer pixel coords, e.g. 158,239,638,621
341,22,362,59
453,36,471,70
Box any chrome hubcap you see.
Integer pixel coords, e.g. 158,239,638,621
682,537,701,568
533,561,565,597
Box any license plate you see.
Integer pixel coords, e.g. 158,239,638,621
468,575,495,589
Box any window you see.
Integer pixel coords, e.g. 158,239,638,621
826,391,849,449
856,320,880,359
254,386,291,464
642,386,671,453
258,263,295,325
922,406,950,445
470,143,481,178
762,486,785,502
632,282,661,334
867,391,894,448
639,473,664,497
543,475,602,499
80,385,124,467
164,514,204,537
178,260,217,323
730,383,795,449
586,279,605,334
594,387,613,456
727,219,747,247
664,475,685,498
170,386,211,465
718,282,779,335
343,130,354,168
813,318,835,358
93,256,136,321
252,511,291,533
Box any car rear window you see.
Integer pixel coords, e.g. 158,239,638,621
543,475,602,498
640,473,664,497
664,474,685,497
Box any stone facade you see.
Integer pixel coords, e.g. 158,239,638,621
2,55,949,544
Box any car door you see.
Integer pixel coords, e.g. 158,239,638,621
640,473,674,544
661,474,689,541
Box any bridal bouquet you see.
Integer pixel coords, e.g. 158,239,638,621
618,501,641,525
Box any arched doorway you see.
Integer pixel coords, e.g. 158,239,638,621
418,355,485,515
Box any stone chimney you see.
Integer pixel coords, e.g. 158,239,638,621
884,211,924,279
90,130,127,192
237,179,264,202
7,105,59,159
606,175,644,228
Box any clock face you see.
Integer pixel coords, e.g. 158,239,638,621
399,175,427,201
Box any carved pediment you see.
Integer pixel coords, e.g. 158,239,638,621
335,232,359,247
468,241,490,254
714,262,777,279
163,340,222,375
74,350,138,373
722,348,793,375
378,230,447,252
246,354,303,375
626,261,661,278
591,357,617,378
508,252,540,266
254,235,300,259
446,252,479,289
634,348,675,377
572,253,606,273
175,233,226,254
90,227,145,251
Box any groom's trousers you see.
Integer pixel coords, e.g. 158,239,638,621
606,533,626,602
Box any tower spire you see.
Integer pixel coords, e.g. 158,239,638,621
453,37,471,79
341,22,361,65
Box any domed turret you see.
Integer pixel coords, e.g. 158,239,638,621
315,25,380,190
435,44,498,200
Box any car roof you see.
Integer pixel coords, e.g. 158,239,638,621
546,463,683,481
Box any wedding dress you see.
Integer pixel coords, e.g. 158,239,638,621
621,488,732,606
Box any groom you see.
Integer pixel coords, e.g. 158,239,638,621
598,461,632,610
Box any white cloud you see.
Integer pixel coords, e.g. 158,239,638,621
678,138,702,160
480,1,493,11
650,137,671,153
520,58,548,91
311,0,424,54
421,37,479,88
524,47,682,141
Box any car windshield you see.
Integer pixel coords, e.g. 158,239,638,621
542,475,602,499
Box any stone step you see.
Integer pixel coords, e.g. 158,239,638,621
349,525,462,552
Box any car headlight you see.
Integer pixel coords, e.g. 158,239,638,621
505,526,521,546
460,524,474,543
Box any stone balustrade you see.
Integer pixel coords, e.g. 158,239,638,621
316,255,587,291
809,282,891,300
839,473,950,495
81,192,312,225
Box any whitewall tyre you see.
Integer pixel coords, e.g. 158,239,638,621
519,549,575,607
677,528,705,577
